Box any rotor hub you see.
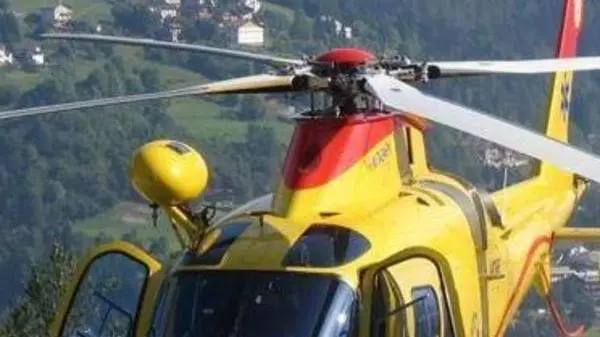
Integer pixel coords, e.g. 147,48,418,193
290,48,377,111
315,48,377,67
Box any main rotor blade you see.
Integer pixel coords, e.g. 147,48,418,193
0,74,297,120
430,56,600,77
40,33,305,67
363,74,600,184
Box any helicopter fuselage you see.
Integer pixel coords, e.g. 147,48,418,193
151,108,585,337
45,2,598,335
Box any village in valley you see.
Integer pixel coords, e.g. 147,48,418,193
0,0,266,68
0,0,355,71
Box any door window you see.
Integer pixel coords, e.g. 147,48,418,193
412,286,440,337
370,270,409,337
370,256,454,337
52,242,164,337
371,272,389,337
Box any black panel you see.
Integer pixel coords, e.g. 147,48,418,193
147,270,358,337
282,224,371,267
182,221,252,265
166,141,191,155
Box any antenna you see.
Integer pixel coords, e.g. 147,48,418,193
482,146,530,189
481,145,530,215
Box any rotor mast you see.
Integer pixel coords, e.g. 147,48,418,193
270,48,418,221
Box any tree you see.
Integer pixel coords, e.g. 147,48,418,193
289,10,312,40
313,18,334,41
0,0,10,11
243,124,283,196
560,276,595,329
111,3,162,37
0,10,20,44
263,8,292,36
0,84,19,107
236,96,265,121
0,243,77,337
269,0,302,9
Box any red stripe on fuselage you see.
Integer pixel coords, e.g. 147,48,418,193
282,113,402,189
493,235,552,337
556,0,582,57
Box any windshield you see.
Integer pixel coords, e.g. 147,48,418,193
149,270,357,337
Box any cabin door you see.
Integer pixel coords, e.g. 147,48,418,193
50,241,165,337
368,256,455,337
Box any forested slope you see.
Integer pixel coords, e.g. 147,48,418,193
1,0,600,335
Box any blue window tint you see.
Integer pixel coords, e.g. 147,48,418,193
282,224,371,268
412,286,440,337
147,281,168,337
147,270,358,337
181,220,252,265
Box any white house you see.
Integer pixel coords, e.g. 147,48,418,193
54,4,73,26
181,0,216,13
168,23,182,42
344,26,353,39
160,7,178,22
319,15,353,39
237,21,264,46
242,0,261,13
39,3,72,28
199,0,217,6
0,45,13,66
30,46,45,65
164,0,181,7
20,45,45,66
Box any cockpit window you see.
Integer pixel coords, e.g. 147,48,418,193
182,220,252,265
147,270,357,337
282,224,371,267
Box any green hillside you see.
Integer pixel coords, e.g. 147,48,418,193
13,0,112,21
1,44,292,142
0,0,296,248
111,46,294,143
5,0,293,146
3,0,600,335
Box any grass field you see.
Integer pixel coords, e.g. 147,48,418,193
12,0,112,22
74,201,182,251
263,2,294,22
587,329,600,337
168,96,293,142
110,47,294,143
74,199,237,253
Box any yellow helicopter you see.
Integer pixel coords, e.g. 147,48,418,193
5,0,600,336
